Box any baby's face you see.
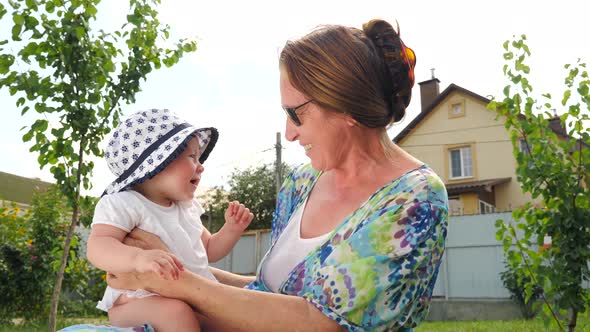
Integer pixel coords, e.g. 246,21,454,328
142,137,204,205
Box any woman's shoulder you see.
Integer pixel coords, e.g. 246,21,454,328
282,163,321,189
380,164,448,206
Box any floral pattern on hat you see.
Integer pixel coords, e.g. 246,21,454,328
102,109,218,196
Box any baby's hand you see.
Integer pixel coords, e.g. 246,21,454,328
224,201,254,233
133,249,184,280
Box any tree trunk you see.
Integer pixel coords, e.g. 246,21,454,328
48,206,80,331
568,309,578,332
48,139,85,332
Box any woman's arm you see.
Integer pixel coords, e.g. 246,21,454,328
209,266,255,288
108,269,345,332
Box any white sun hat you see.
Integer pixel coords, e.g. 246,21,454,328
102,108,218,196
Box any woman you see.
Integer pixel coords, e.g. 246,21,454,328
109,18,448,332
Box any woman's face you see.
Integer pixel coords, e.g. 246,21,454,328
280,72,350,171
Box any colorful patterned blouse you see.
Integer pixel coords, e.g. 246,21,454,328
245,164,448,331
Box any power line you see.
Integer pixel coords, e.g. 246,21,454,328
212,146,275,169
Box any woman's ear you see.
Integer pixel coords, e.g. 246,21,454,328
345,114,359,127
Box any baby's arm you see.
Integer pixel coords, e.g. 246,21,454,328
87,224,183,280
202,201,254,262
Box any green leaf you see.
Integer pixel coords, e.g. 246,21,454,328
86,4,97,16
562,90,571,106
13,14,25,26
127,14,140,26
32,119,48,132
12,24,23,40
22,130,34,142
45,1,55,13
88,93,100,104
0,54,15,74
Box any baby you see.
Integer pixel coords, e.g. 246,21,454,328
87,109,253,331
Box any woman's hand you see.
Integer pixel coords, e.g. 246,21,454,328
123,228,170,252
107,270,159,291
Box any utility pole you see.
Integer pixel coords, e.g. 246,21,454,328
275,132,282,197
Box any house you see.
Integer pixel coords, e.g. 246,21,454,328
0,170,53,208
393,77,548,215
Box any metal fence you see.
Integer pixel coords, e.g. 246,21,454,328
78,211,572,300
214,212,519,299
210,229,271,275
432,212,514,299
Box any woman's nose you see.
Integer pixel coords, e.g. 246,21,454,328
284,118,297,142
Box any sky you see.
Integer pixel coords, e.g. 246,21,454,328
0,0,588,198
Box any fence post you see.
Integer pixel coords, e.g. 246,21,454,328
255,230,262,269
443,250,450,300
225,248,233,272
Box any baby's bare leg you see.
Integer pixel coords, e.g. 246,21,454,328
109,295,200,332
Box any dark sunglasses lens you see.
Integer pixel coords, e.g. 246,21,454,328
284,108,301,126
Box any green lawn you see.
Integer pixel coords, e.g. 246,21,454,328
2,317,590,331
417,317,590,332
0,318,108,332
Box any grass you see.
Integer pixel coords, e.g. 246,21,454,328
2,316,590,331
0,318,108,332
416,316,590,332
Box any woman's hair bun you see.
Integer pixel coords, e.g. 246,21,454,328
363,19,416,122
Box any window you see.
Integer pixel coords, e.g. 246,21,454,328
448,100,466,118
519,139,533,167
479,200,495,214
449,146,473,179
519,139,530,155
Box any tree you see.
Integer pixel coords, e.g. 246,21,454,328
201,163,292,232
0,0,197,330
489,35,590,331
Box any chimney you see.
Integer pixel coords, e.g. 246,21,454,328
418,68,440,111
548,117,567,137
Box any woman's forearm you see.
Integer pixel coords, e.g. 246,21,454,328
149,270,344,332
209,266,255,288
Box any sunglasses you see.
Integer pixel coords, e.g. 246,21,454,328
282,100,313,126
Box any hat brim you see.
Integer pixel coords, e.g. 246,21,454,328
102,126,218,196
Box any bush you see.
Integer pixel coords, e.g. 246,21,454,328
500,260,543,319
0,187,105,322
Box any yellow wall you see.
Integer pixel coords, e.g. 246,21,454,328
460,193,480,215
398,90,534,211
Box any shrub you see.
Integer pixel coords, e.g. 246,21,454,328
0,187,104,321
500,260,543,319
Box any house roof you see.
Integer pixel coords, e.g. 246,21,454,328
0,171,53,205
394,83,491,144
393,82,587,148
446,177,512,195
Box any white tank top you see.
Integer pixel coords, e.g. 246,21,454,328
262,197,331,292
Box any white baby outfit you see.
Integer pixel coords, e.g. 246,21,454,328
92,190,216,312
